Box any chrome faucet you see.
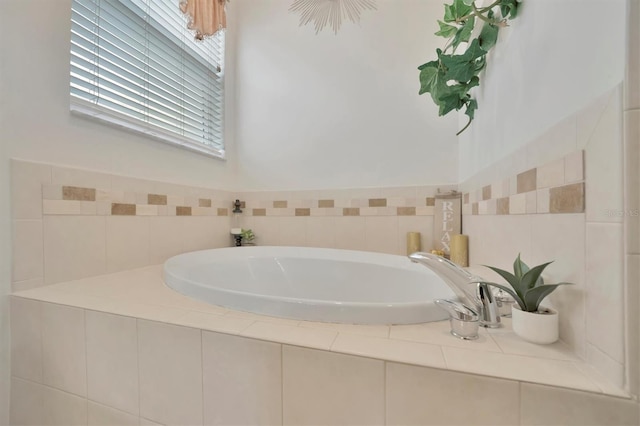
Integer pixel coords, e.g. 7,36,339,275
409,252,501,328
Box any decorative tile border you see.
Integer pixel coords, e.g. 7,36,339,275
43,181,451,218
243,197,438,217
462,150,585,216
42,184,231,217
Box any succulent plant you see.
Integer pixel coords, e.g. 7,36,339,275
483,255,572,313
240,228,255,243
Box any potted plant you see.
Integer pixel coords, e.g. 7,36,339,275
240,228,255,246
484,255,572,344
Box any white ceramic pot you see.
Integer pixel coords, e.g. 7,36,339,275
511,305,559,344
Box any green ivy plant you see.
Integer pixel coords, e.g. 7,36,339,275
418,0,520,135
483,254,572,313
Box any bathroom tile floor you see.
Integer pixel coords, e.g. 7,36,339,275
11,265,629,399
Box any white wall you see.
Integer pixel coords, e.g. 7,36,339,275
1,0,237,190
234,0,458,190
458,0,627,181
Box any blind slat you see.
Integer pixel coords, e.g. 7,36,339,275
70,0,225,155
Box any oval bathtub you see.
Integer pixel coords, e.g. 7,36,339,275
163,246,457,325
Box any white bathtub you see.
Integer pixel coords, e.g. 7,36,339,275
163,246,457,325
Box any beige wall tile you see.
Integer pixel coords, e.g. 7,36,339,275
253,208,266,216
88,401,139,426
527,114,578,168
386,363,519,425
397,206,416,216
278,217,307,247
199,198,212,208
525,190,537,214
111,203,136,216
12,277,44,292
520,383,639,426
550,183,585,214
365,216,399,255
482,185,491,200
86,311,139,416
578,90,614,149
106,216,150,273
318,199,334,208
203,332,282,426
176,206,192,216
627,255,640,397
305,217,336,248
42,385,88,426
530,214,586,358
138,320,203,426
43,200,83,215
282,346,384,426
62,186,96,201
565,150,585,183
273,200,287,208
183,216,226,252
294,208,310,216
368,198,387,207
536,188,550,213
586,223,625,365
10,377,44,426
585,90,624,223
509,191,535,214
52,165,112,189
496,198,509,215
135,204,159,216
333,217,367,251
147,194,167,205
42,184,63,200
148,217,186,264
12,220,44,282
11,297,43,383
517,168,537,193
11,160,52,220
43,216,106,284
426,197,435,206
625,111,640,255
586,343,625,390
537,158,565,189
42,303,87,397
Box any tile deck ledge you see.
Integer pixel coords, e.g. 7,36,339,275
11,265,630,400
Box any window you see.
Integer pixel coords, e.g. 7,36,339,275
70,0,225,158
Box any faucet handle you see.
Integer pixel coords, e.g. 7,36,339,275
476,282,502,328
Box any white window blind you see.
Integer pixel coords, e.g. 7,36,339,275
70,0,225,158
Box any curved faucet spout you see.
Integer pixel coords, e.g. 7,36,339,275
409,252,501,328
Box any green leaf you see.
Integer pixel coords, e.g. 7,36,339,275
521,261,554,291
440,39,486,82
465,98,477,120
443,0,473,23
418,64,439,95
435,21,458,38
500,0,519,20
451,16,475,51
478,21,499,51
513,253,530,280
462,0,475,5
483,282,525,311
523,283,571,312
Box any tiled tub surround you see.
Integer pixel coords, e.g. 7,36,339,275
10,266,640,426
460,87,629,392
462,150,585,216
10,159,234,292
238,185,457,255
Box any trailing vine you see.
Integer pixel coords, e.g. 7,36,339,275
418,0,520,135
